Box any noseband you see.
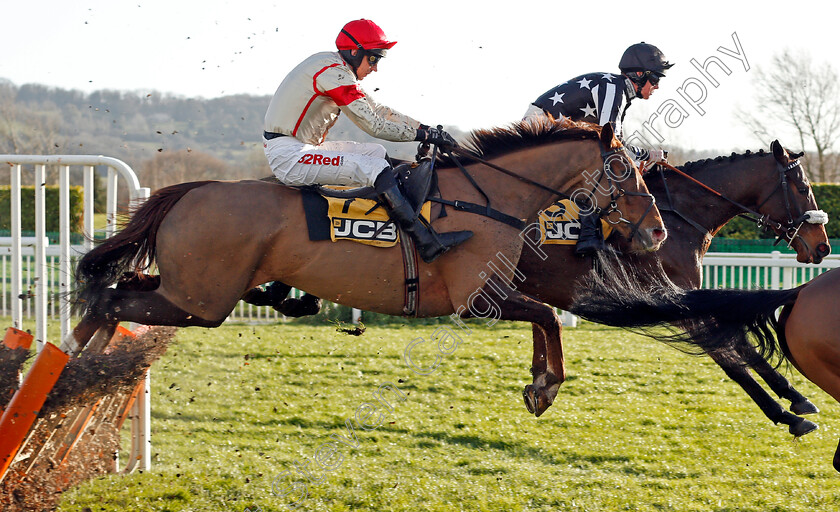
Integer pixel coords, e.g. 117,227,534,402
756,159,828,249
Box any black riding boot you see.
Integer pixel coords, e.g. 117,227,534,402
575,212,605,257
374,169,472,263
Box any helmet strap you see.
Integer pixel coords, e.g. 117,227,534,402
626,72,648,95
339,49,363,76
340,29,365,50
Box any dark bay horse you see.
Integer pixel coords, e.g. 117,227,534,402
516,140,830,422
569,265,840,470
64,122,666,411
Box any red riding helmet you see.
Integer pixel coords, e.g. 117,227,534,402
335,19,397,57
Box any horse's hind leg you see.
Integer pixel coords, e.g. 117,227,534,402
241,281,322,318
735,343,819,415
707,349,817,437
62,287,224,356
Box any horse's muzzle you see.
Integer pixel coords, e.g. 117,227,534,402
639,226,668,252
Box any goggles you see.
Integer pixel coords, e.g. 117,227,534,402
645,71,663,86
366,52,384,66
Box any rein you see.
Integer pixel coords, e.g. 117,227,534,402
655,159,827,248
438,145,639,230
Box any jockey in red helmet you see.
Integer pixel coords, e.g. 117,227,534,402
263,19,471,263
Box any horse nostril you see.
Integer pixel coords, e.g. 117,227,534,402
817,243,832,257
653,228,667,242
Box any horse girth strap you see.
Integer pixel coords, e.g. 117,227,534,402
398,226,420,317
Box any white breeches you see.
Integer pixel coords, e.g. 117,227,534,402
263,136,389,187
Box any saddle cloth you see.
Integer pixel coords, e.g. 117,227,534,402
301,189,431,248
538,199,614,245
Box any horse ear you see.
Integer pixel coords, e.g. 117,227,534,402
600,123,617,148
771,140,786,162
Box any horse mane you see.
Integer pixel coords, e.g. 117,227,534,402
437,118,602,168
678,148,770,173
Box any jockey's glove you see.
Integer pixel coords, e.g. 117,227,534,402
648,149,668,163
416,127,457,149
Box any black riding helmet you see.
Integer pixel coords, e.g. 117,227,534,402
619,42,674,89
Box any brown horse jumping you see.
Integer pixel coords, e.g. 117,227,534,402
65,121,666,414
264,140,830,421
570,266,840,471
517,140,830,425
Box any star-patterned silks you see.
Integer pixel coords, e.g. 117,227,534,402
549,92,565,105
531,71,630,135
580,104,597,118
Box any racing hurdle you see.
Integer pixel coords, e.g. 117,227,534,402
0,155,151,484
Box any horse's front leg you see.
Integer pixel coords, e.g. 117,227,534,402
706,349,817,437
734,343,820,416
488,284,565,417
523,320,565,417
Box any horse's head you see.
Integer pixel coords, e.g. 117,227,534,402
757,141,831,263
592,124,667,253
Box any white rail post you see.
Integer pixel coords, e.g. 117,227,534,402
60,165,71,343
9,164,23,328
770,251,781,290
34,164,48,351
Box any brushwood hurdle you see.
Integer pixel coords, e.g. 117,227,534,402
1,155,151,480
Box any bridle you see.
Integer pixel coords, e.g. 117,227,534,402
440,144,656,242
595,147,657,243
653,158,827,249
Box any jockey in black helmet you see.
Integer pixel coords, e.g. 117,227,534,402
524,42,674,256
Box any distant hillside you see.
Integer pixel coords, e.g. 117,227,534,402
1,78,717,189
1,79,449,172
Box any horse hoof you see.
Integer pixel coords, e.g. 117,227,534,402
522,385,552,417
523,386,537,415
275,296,322,318
789,417,819,438
791,400,820,416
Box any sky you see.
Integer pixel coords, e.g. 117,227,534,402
2,0,838,153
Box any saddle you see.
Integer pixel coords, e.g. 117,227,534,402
309,159,435,217
288,160,436,248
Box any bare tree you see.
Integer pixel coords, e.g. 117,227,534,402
739,49,840,182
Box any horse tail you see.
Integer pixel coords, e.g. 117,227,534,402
569,253,803,365
73,181,216,314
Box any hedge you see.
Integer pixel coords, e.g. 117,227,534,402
0,186,84,232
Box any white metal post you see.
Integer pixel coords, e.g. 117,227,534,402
770,251,781,290
107,168,118,238
34,164,47,351
60,165,71,343
10,164,22,328
83,165,95,252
